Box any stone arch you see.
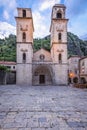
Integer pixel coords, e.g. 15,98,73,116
58,53,62,64
58,32,62,40
22,32,26,42
56,10,62,18
23,10,26,17
80,77,86,84
22,52,26,63
33,65,53,85
73,77,78,83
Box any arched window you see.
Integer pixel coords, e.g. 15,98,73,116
59,53,62,64
73,77,78,83
56,12,62,19
81,77,86,84
23,10,26,17
22,32,26,42
58,33,62,40
82,62,84,66
23,53,26,63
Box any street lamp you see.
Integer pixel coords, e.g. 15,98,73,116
69,72,75,84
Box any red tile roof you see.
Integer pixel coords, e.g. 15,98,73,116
0,61,16,65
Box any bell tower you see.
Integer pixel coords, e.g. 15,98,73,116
50,4,68,85
15,8,34,85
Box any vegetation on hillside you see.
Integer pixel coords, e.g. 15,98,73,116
0,65,7,71
67,32,87,56
0,32,87,61
0,34,16,61
33,37,50,52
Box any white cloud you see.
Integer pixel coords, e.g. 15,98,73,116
33,0,61,38
39,0,60,11
33,11,50,38
0,21,16,39
3,10,9,20
0,0,17,20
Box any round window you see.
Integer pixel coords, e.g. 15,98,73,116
40,54,45,60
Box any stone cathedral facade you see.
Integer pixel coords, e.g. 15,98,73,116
15,4,68,86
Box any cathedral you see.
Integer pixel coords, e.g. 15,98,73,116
15,4,68,85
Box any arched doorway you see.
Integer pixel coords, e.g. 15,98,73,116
33,65,52,85
73,77,78,84
80,77,86,84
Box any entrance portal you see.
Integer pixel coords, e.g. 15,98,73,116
39,75,45,84
33,65,52,85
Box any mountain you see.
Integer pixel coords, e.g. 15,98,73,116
0,22,16,39
80,34,87,41
67,32,85,56
0,32,87,61
39,32,87,56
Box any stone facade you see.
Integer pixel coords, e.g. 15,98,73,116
68,56,81,83
16,4,68,85
15,8,33,85
0,61,16,71
79,56,87,83
0,61,16,84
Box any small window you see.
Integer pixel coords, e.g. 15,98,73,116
23,10,26,17
40,54,45,61
75,69,77,74
22,32,26,42
13,66,15,69
58,33,62,40
56,12,62,19
7,66,11,69
82,62,84,66
23,53,26,63
59,53,62,64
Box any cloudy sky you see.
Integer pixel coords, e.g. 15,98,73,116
0,0,87,38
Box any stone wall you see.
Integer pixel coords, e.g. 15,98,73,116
0,70,6,85
0,71,16,85
16,64,32,85
53,64,68,85
7,72,16,84
33,49,52,62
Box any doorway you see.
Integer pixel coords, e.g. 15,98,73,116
39,75,45,84
33,65,52,85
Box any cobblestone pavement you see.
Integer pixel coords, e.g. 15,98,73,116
0,85,87,130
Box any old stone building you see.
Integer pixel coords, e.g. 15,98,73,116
68,56,81,83
15,4,68,85
79,56,87,83
0,61,16,84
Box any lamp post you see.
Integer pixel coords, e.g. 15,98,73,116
69,72,75,84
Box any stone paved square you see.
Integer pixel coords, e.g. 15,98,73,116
0,85,87,130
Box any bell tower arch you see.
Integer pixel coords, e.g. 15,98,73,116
50,4,68,85
15,8,34,85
